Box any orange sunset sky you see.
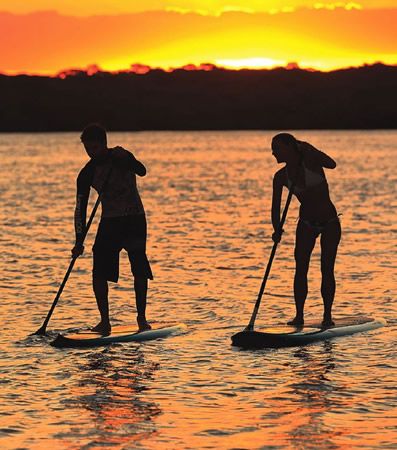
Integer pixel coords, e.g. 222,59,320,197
0,0,396,75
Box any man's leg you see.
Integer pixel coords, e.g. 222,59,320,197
91,276,111,335
126,215,153,331
92,218,121,335
134,277,151,331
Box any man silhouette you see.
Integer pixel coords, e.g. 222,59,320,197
72,124,153,335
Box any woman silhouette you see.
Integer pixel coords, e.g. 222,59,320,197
270,133,341,327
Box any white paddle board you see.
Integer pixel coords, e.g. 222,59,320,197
51,323,186,348
231,316,386,349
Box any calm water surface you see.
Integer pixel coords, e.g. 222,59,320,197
0,131,396,449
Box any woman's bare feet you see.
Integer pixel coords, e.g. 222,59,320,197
91,321,111,336
321,317,335,328
137,315,151,332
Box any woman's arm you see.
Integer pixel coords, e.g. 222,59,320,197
298,141,336,169
271,170,284,242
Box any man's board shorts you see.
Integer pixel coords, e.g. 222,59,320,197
93,214,153,282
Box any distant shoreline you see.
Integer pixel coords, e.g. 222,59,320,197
1,64,396,132
1,129,396,134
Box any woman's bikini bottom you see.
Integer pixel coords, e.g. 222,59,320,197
299,215,341,237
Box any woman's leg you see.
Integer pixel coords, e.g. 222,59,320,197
289,220,317,325
320,219,341,326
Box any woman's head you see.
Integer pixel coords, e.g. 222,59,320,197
271,133,300,163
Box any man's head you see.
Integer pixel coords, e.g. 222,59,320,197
80,123,108,160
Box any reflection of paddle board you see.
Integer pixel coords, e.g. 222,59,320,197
231,316,386,349
51,323,186,348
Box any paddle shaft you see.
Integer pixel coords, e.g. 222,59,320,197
246,157,303,331
35,166,113,335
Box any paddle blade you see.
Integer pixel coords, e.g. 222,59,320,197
32,326,48,336
231,330,260,348
232,330,285,349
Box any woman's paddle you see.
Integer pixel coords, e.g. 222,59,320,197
34,166,113,336
245,157,303,331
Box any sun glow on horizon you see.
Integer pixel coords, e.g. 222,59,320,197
0,5,396,75
214,57,284,69
313,2,362,10
0,0,380,16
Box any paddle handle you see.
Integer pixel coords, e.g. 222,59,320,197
34,167,113,335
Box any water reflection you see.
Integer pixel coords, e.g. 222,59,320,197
286,342,340,449
1,131,395,448
61,347,161,447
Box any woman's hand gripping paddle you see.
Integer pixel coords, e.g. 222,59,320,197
243,156,303,332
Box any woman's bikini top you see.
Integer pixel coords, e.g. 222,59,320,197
286,163,327,194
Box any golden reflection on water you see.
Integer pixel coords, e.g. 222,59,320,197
0,131,396,449
63,349,160,448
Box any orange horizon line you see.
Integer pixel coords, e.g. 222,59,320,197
1,61,396,78
4,5,397,17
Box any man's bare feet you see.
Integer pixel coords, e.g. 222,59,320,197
91,321,111,336
137,315,151,332
287,316,304,326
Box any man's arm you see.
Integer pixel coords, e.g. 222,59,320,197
112,147,146,176
298,141,336,169
72,165,92,256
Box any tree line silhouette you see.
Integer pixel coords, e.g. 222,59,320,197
1,64,396,131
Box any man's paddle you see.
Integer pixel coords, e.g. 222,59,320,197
34,166,113,336
245,157,303,331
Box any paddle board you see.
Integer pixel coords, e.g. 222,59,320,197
231,316,386,349
51,323,186,348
